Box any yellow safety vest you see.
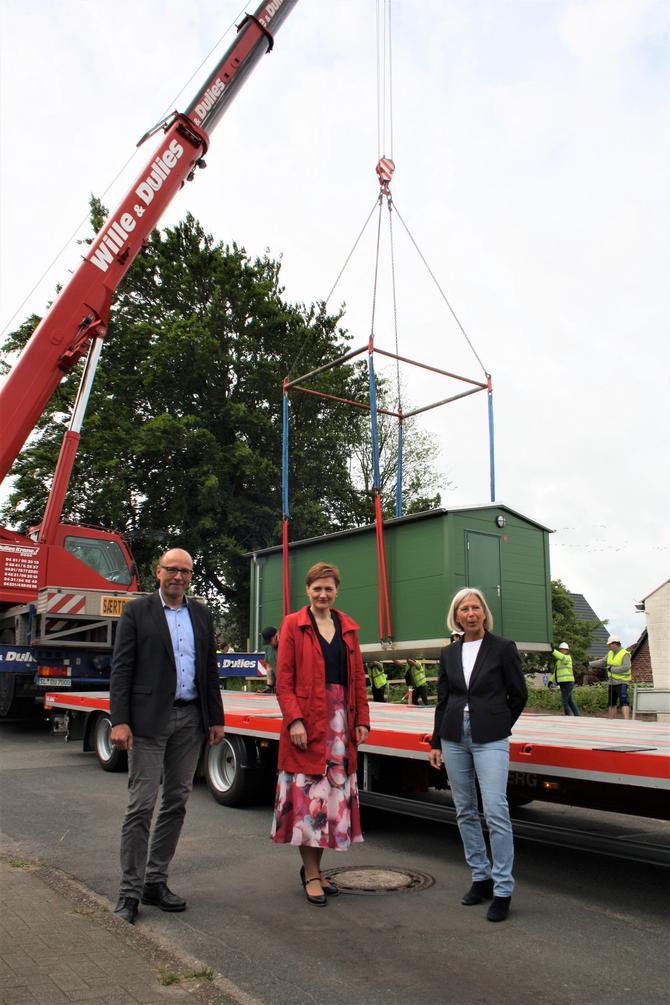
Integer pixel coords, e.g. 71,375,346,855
409,661,427,688
607,648,631,682
551,650,574,684
369,662,387,689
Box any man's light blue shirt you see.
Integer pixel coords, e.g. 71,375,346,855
160,591,197,701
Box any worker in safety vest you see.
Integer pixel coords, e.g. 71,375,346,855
589,634,632,719
406,658,429,706
261,626,279,694
551,642,580,716
366,661,388,702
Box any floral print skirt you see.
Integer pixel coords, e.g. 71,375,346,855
271,683,364,849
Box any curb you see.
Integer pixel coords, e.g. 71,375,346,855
0,846,260,1005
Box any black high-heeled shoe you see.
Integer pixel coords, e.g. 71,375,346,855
299,866,326,906
320,875,339,897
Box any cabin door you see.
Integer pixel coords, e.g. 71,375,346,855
465,532,503,631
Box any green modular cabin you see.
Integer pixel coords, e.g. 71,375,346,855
248,505,553,658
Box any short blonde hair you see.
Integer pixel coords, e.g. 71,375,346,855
305,562,341,588
447,587,494,633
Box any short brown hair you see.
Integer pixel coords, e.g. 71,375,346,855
305,562,341,588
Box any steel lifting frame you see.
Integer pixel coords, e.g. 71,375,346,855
280,340,495,642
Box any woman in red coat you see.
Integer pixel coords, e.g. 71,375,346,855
271,562,370,906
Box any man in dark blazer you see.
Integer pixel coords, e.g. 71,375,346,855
110,547,225,924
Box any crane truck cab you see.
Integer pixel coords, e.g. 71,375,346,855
0,524,138,610
0,525,139,718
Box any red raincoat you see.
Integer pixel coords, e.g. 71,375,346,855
276,606,371,775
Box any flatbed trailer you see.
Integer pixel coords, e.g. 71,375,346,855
45,690,670,863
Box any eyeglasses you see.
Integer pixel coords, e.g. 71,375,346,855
159,565,193,577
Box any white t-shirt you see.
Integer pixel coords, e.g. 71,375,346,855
461,638,483,711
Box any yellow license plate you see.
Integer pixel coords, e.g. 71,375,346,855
100,595,133,617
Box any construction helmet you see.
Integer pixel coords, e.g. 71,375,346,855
558,642,570,650
607,634,621,645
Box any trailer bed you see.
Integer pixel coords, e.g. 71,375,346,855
45,690,670,792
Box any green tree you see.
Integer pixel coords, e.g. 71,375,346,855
348,389,447,520
1,204,444,640
522,579,604,674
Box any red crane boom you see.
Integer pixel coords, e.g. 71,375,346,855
0,0,297,616
0,0,297,486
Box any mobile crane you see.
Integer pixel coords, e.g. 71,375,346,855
0,0,297,716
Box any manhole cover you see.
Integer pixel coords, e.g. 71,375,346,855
324,865,434,895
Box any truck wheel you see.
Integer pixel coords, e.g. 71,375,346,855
508,795,534,808
205,735,262,807
93,714,127,773
0,673,16,718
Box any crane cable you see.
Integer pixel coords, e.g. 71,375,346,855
371,0,396,642
392,202,488,375
285,195,378,381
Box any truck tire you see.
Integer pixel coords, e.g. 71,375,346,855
0,673,16,718
0,674,41,721
508,795,534,808
93,714,128,773
205,734,262,807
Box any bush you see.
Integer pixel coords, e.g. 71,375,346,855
526,683,615,714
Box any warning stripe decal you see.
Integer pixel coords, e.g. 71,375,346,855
46,591,87,615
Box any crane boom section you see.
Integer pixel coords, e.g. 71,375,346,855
0,0,297,485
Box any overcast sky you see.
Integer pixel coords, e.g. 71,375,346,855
1,0,668,645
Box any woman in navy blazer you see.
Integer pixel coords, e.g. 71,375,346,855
429,588,527,922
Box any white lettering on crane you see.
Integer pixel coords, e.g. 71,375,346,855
220,657,258,670
88,138,184,273
134,139,185,207
259,0,285,28
0,544,39,558
192,77,226,126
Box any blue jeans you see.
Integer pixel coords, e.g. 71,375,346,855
559,682,580,716
441,713,514,897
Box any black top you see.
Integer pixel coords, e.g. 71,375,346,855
308,609,348,686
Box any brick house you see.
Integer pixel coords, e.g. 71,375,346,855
630,628,653,684
634,579,670,689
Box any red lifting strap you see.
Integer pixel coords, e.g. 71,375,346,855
373,494,393,642
282,517,291,618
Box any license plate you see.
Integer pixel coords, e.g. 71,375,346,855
37,678,71,688
100,595,134,617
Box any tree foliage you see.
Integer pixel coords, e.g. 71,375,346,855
349,380,447,520
1,203,445,640
522,579,604,673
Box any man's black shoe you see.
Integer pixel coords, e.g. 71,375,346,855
141,882,187,912
114,896,139,924
487,895,512,922
461,878,494,905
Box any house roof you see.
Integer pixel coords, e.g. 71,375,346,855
568,592,609,659
629,627,648,660
639,578,670,604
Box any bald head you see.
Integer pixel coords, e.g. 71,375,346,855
156,548,193,607
159,547,192,568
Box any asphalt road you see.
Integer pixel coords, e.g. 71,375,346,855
1,718,669,1005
